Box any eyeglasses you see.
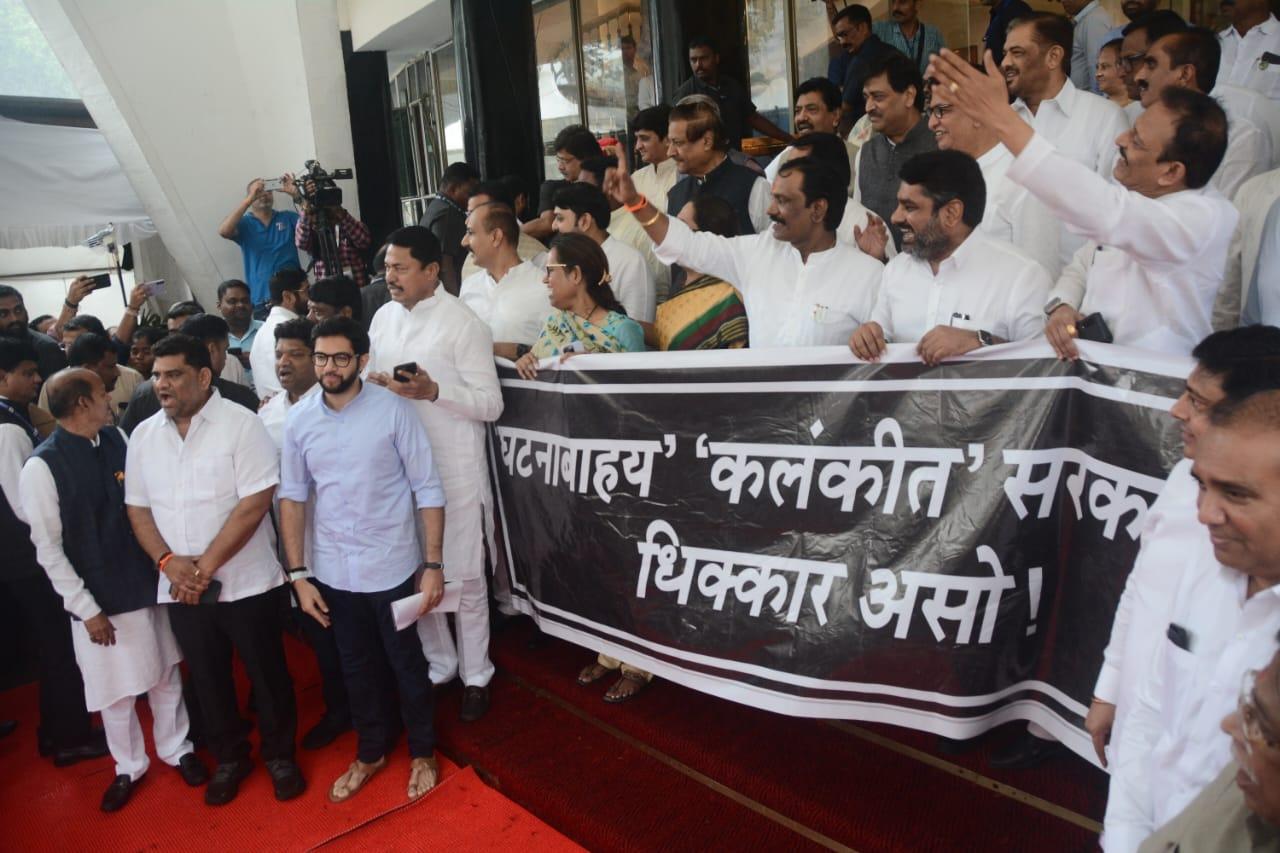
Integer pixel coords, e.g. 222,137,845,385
312,352,355,367
1120,52,1146,72
1239,669,1280,753
927,104,954,120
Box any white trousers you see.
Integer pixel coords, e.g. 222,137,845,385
99,662,191,781
416,577,494,687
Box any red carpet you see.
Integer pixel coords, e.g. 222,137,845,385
434,617,1109,852
0,638,578,852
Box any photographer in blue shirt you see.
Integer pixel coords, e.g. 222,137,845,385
218,176,304,318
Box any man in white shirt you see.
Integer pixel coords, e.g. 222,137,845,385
459,205,551,359
281,317,447,803
766,78,859,197
1064,0,1117,94
606,153,883,348
1086,326,1280,770
22,368,206,812
249,268,309,401
927,83,1062,278
1004,13,1132,269
630,105,680,213
552,182,656,323
1134,27,1271,198
365,226,504,724
579,156,672,304
849,150,1050,363
37,332,142,426
1102,389,1280,851
124,333,302,807
931,49,1237,358
459,180,548,282
1119,11,1190,122
1219,0,1280,101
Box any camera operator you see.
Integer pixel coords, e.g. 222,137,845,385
293,176,372,289
218,176,305,319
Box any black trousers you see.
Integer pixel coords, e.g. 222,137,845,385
168,586,297,764
315,576,434,763
293,606,351,723
5,574,93,749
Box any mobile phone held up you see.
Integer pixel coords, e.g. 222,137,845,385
394,362,419,383
139,279,165,298
88,273,112,291
262,178,285,192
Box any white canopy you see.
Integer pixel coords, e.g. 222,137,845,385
0,115,155,249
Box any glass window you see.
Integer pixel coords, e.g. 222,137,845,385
534,0,582,175
744,0,790,137
0,0,79,99
434,44,466,167
792,0,838,95
578,0,655,139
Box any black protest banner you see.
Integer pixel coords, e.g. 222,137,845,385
488,342,1189,764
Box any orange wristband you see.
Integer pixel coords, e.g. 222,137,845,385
624,194,649,213
157,551,174,573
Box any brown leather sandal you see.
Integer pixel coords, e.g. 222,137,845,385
328,757,387,803
603,671,650,703
407,756,439,800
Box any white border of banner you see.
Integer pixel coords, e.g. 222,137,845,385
490,343,1192,770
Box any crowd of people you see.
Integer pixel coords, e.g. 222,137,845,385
2,1,1280,848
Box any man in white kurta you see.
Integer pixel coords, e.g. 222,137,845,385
21,369,203,811
366,226,504,723
249,268,309,401
459,204,552,358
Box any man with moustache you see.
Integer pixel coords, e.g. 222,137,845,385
21,368,206,812
766,78,860,194
1133,26,1271,197
848,150,1050,364
460,204,552,359
1002,13,1132,270
1103,389,1280,851
629,106,679,213
1087,326,1280,770
250,268,310,402
0,285,66,381
459,180,548,282
671,35,792,151
281,317,446,802
853,52,937,251
217,177,303,318
216,280,262,388
1120,11,1189,122
125,333,302,806
607,151,884,348
664,98,772,237
930,45,1235,357
365,226,503,723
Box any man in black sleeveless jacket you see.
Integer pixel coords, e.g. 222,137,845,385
20,368,209,811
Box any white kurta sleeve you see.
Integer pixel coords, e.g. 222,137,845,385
0,423,33,519
19,457,101,621
1211,119,1269,200
123,426,151,508
434,320,504,423
250,321,282,401
1102,634,1170,852
748,177,772,234
651,215,751,295
1005,262,1053,342
1009,132,1225,268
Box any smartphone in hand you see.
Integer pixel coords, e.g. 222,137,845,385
394,361,419,383
88,273,112,291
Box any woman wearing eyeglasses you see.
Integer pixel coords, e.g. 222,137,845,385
513,233,645,380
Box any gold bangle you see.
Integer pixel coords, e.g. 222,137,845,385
638,209,663,228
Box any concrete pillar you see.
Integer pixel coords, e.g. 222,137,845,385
25,0,359,307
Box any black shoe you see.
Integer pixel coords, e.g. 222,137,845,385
265,758,306,801
0,720,16,739
988,732,1066,770
176,752,209,786
204,758,253,806
301,714,352,751
935,735,981,756
53,730,110,767
459,685,491,722
101,774,137,812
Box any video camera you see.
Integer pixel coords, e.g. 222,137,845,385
299,160,353,209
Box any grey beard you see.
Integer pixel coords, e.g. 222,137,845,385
903,217,951,262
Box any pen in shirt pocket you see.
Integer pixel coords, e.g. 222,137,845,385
950,312,971,327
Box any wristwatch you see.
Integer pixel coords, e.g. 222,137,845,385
287,565,312,581
1043,296,1069,317
976,329,994,348
421,561,444,572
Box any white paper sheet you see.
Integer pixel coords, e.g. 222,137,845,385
391,582,461,631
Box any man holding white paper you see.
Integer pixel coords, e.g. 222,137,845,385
277,317,448,805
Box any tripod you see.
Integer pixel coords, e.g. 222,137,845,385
308,205,344,280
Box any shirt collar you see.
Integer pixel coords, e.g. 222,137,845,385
937,230,984,276
975,143,1011,170
1016,77,1077,118
166,387,223,432
1075,0,1101,19
267,305,298,322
